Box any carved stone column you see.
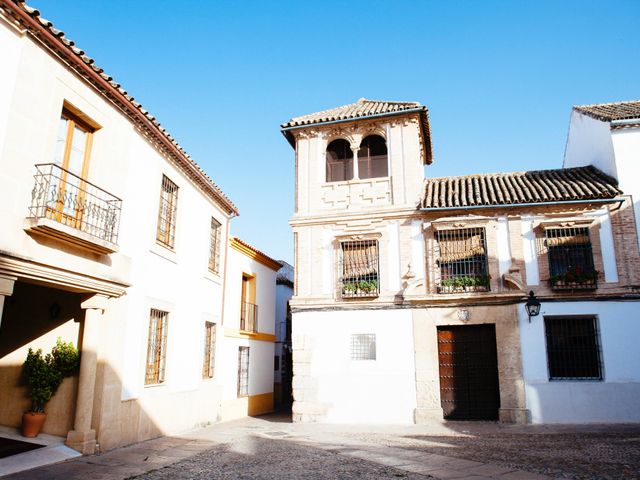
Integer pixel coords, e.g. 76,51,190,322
66,294,108,455
0,275,16,329
351,146,360,180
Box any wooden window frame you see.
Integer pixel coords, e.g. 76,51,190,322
357,135,388,180
156,175,179,248
49,108,96,226
202,321,216,379
145,309,169,385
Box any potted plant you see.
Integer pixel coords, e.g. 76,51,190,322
22,338,80,437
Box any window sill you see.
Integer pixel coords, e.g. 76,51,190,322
150,242,177,264
204,270,222,285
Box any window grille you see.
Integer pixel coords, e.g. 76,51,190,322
546,227,597,290
240,301,258,332
208,218,222,273
358,135,388,179
237,346,250,397
326,139,354,182
436,228,489,294
156,175,178,248
202,322,216,379
350,334,376,360
544,316,603,380
145,309,168,385
340,240,379,298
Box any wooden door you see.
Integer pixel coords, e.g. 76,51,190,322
437,324,500,420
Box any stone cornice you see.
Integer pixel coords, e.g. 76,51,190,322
0,250,129,297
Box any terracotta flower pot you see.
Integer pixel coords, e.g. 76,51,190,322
22,411,46,438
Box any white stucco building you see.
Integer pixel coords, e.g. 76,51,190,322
219,237,280,420
0,0,243,453
281,98,640,425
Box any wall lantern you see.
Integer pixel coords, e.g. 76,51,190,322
457,309,470,323
525,291,541,322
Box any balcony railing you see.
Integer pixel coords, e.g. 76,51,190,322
27,163,122,253
240,301,258,333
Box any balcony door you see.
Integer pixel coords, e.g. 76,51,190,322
51,110,94,223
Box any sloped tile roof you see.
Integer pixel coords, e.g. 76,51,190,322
230,237,282,271
281,98,424,128
281,98,433,164
421,166,621,209
1,0,238,215
574,101,640,122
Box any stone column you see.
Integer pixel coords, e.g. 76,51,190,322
0,275,16,330
66,294,108,455
351,146,360,180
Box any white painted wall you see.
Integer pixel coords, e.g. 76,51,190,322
520,216,539,286
518,301,640,423
563,111,617,178
294,309,417,424
612,128,640,248
220,244,277,403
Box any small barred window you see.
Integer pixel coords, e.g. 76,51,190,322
156,175,178,248
340,240,379,298
145,309,169,385
202,322,216,379
350,334,376,360
545,316,603,380
208,218,222,274
436,228,489,294
546,227,597,290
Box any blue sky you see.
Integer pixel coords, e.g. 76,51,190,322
31,0,640,263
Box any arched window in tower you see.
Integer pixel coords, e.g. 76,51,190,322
358,135,388,179
326,139,354,182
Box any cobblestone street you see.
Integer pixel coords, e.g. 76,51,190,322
4,415,639,480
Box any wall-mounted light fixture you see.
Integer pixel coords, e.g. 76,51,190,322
525,291,541,322
457,309,470,323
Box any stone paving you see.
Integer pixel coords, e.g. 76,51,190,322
3,415,638,479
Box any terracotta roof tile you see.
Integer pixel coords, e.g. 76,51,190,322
281,98,424,128
574,101,640,122
1,0,238,215
421,166,621,209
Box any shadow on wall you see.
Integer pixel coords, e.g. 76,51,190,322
0,282,83,436
0,281,165,451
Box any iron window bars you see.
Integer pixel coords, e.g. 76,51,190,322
350,334,376,360
202,322,216,379
240,301,258,333
145,309,169,385
28,163,122,245
544,316,603,380
156,175,178,248
208,218,222,274
545,227,597,290
237,346,250,397
436,228,490,294
340,240,380,298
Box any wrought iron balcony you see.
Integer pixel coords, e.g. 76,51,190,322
240,301,258,333
26,163,122,254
